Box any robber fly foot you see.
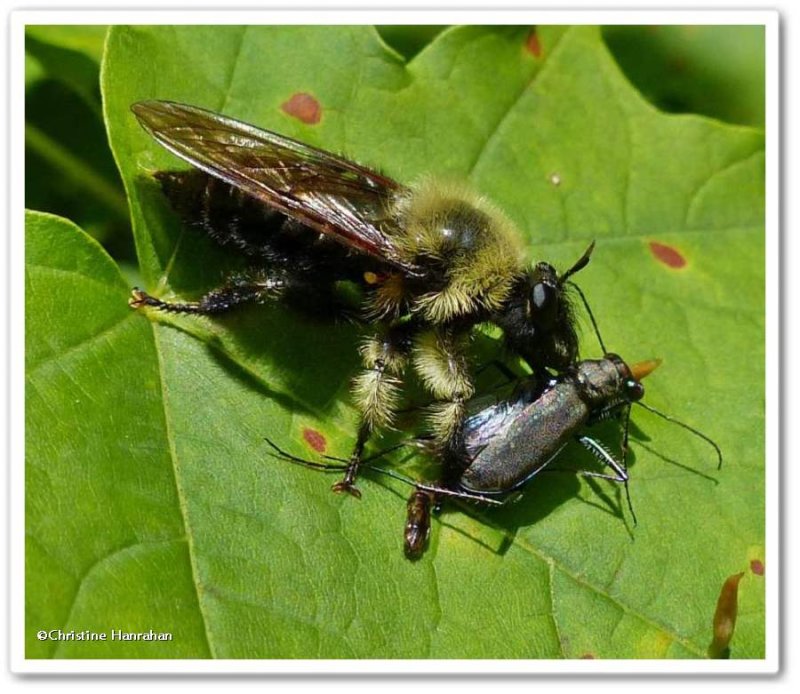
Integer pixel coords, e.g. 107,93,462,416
129,287,155,309
331,480,362,499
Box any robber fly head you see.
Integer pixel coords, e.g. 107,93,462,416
496,241,595,371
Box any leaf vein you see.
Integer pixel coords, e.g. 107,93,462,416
26,312,133,377
466,28,569,177
217,26,249,115
684,149,764,229
511,534,706,657
548,560,567,658
48,538,187,654
150,323,217,656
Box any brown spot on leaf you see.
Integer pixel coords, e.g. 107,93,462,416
281,92,322,124
649,241,687,269
303,428,327,453
580,653,596,659
708,572,744,659
750,559,764,576
525,28,542,58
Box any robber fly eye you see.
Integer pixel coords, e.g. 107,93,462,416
625,379,645,402
531,281,558,326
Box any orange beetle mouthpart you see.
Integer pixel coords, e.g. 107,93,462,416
630,358,662,381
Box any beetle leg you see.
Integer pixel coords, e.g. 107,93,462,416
620,403,632,466
576,433,636,524
333,324,414,498
576,435,629,481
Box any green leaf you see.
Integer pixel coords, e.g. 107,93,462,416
25,51,45,88
25,26,107,109
603,25,766,127
25,25,132,256
27,25,764,659
25,87,130,237
26,25,108,61
376,25,446,60
25,211,209,658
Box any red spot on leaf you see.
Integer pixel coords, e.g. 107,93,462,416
282,93,322,124
526,28,542,58
649,241,687,269
303,428,327,453
750,559,764,576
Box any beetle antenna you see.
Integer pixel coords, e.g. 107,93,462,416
621,404,637,525
633,402,723,470
566,280,607,355
264,438,503,505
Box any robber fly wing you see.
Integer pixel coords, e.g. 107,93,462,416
132,100,416,273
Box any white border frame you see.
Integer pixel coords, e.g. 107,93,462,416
8,8,780,675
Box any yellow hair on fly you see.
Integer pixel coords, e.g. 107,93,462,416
412,331,475,401
389,177,527,322
351,370,402,429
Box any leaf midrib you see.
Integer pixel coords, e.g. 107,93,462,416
149,320,216,657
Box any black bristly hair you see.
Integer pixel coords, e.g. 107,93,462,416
155,169,380,284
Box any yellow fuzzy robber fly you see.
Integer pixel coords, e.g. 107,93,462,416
129,101,594,497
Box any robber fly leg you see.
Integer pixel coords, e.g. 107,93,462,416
331,422,371,499
412,328,475,462
332,325,414,498
129,268,290,315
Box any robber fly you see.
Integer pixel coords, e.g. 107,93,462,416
128,100,595,498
